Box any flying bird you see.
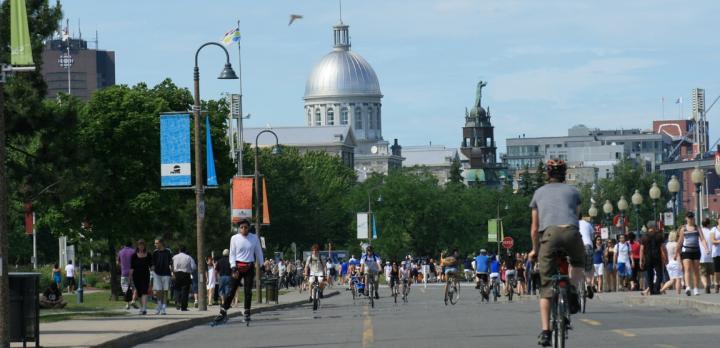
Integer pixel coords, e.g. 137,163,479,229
288,14,303,26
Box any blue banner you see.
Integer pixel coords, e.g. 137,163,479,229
372,213,377,239
205,116,218,187
160,113,191,187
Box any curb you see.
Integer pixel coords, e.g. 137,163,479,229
623,295,720,314
95,291,340,348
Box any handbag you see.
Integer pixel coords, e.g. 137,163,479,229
235,261,253,273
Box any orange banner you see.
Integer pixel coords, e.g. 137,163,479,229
231,177,253,223
262,177,270,225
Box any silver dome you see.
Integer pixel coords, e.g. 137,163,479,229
304,24,381,99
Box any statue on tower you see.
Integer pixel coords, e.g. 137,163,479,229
474,80,487,108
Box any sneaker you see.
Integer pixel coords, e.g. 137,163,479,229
214,309,227,323
161,303,167,315
142,310,147,315
155,305,162,315
131,302,139,309
194,301,199,308
537,330,552,347
685,287,692,296
586,285,594,299
374,293,379,300
693,288,700,296
568,286,581,314
125,303,130,310
705,286,711,294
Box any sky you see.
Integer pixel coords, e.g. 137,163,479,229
57,0,720,154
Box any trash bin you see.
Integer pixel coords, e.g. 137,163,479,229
9,272,40,348
263,277,279,304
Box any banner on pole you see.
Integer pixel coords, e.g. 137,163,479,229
663,212,674,227
24,202,33,235
488,218,499,242
160,113,191,187
231,177,253,223
371,214,377,239
10,0,35,66
205,116,218,187
357,213,370,239
262,177,270,225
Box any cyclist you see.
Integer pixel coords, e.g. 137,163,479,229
400,259,412,289
304,244,327,302
489,255,501,295
503,251,517,296
442,248,460,305
389,261,400,298
528,159,585,347
474,249,490,289
360,245,382,299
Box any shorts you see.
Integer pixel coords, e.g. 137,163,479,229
218,275,232,298
617,262,631,277
66,277,75,287
505,269,516,280
308,275,324,283
121,276,133,293
584,245,594,273
538,224,585,298
593,263,604,277
715,256,720,272
444,267,458,276
476,273,489,283
152,273,171,291
666,261,683,279
681,250,701,261
700,262,714,276
490,272,499,279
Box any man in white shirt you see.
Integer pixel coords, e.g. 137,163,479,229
215,219,264,324
360,246,382,299
65,261,76,294
172,246,197,311
578,213,596,298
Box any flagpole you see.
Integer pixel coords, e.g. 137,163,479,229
661,97,665,119
236,20,244,176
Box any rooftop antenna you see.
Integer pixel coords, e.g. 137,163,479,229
339,0,343,23
94,30,99,49
78,18,82,39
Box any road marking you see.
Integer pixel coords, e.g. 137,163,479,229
579,319,601,326
654,344,678,348
612,329,636,337
363,304,374,348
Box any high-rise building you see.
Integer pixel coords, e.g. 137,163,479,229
41,37,115,100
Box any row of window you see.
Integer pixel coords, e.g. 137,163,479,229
307,106,381,130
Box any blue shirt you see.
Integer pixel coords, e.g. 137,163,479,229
490,260,501,273
592,246,604,264
475,255,490,273
341,262,348,274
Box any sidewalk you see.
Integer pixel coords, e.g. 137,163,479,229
595,290,720,314
11,288,341,348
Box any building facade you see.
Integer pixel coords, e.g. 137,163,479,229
303,22,402,180
41,37,115,100
243,126,356,168
402,145,460,184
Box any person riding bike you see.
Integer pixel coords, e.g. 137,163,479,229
360,245,382,299
474,249,490,289
389,261,400,297
528,159,585,347
442,248,460,305
304,244,327,302
489,255,501,292
504,251,517,296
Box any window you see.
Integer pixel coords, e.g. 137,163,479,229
340,107,348,125
307,109,312,126
368,108,374,129
315,109,321,126
376,109,381,130
355,107,362,129
327,108,334,125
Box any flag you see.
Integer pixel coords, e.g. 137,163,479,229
675,97,682,104
160,113,192,187
222,27,241,46
24,203,33,235
231,177,253,222
205,116,218,186
10,0,34,66
371,213,377,239
262,177,271,224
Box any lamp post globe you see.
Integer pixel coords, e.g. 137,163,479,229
589,204,598,219
648,182,661,227
603,200,613,227
617,196,628,231
631,190,643,232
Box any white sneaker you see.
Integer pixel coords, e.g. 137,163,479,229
161,304,167,315
693,288,700,296
155,305,162,315
125,303,130,310
685,288,692,296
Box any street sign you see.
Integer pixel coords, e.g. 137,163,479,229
663,212,674,227
502,236,514,249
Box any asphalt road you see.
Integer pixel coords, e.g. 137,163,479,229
138,283,719,348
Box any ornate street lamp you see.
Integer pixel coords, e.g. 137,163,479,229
254,130,281,303
192,42,238,311
691,166,705,226
588,203,598,223
617,196,628,234
649,182,661,227
667,175,680,228
631,189,643,233
603,200,613,228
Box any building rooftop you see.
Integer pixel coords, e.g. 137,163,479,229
243,126,355,147
402,145,459,167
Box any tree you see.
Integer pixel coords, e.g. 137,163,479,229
448,158,463,186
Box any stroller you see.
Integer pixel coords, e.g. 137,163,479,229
350,275,365,301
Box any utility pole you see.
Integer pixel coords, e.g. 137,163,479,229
0,67,9,348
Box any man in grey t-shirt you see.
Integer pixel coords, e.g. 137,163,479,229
528,159,586,347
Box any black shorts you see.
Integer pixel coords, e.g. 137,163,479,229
714,256,720,272
681,249,701,261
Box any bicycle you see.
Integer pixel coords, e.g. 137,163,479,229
506,272,517,302
365,272,377,308
550,256,572,348
391,279,399,303
478,278,490,302
310,276,321,311
444,272,460,305
401,278,410,303
578,278,587,314
490,276,501,302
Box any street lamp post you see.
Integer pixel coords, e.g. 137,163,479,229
254,130,280,304
602,200,613,230
618,196,628,235
691,166,705,227
631,190,643,233
668,175,680,229
588,203,598,224
649,182,661,228
193,42,238,311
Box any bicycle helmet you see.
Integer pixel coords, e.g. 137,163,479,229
545,158,567,182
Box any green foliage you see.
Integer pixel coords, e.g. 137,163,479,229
448,158,463,186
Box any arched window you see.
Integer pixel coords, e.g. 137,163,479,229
327,108,334,125
340,107,349,125
307,109,312,126
314,109,321,126
355,107,362,129
368,108,375,129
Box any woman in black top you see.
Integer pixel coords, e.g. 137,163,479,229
131,239,152,315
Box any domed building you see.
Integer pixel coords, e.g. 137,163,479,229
304,22,403,180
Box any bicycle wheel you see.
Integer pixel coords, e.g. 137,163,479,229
369,281,375,308
508,284,514,302
450,280,460,305
393,284,398,303
493,283,499,302
581,283,587,314
351,283,356,301
554,289,567,348
312,286,319,311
